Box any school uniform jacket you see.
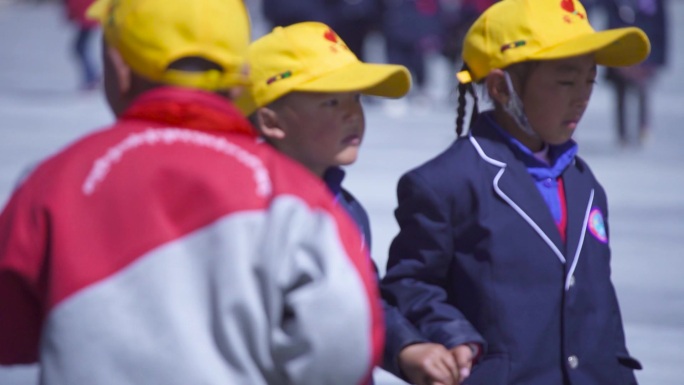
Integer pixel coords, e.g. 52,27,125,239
325,168,429,379
381,113,640,385
0,87,383,385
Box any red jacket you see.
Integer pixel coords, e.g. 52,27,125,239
64,0,98,27
0,87,383,385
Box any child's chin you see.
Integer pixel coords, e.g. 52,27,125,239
548,134,574,145
334,156,358,167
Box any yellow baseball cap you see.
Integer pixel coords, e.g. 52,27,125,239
456,0,651,83
87,0,250,91
236,22,411,115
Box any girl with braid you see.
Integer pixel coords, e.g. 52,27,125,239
380,0,651,384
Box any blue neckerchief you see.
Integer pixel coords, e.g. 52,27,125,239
484,113,578,224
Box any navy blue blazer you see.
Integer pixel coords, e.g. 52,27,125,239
329,172,428,379
381,114,640,385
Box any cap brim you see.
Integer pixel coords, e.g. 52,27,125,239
86,0,112,22
293,62,412,98
531,27,650,67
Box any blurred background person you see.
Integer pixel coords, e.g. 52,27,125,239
260,0,383,62
597,0,668,147
62,0,101,90
382,0,441,106
329,0,384,62
438,0,496,102
261,0,334,30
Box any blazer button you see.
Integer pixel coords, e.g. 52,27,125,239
568,355,579,369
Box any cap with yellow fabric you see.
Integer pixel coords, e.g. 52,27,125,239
456,0,651,84
236,22,411,115
87,0,250,91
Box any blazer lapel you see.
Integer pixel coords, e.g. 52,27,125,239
470,133,566,264
562,160,595,271
495,160,567,264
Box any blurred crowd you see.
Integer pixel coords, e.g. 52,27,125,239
39,0,670,145
258,0,497,105
589,0,668,146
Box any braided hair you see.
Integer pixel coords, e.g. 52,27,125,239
455,63,479,138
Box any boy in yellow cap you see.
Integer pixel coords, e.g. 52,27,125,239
0,1,386,384
381,0,650,384
237,21,466,385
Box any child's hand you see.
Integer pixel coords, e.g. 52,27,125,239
449,344,476,384
398,342,459,385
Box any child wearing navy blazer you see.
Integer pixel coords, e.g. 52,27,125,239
381,0,651,383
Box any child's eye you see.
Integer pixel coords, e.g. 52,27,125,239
322,98,339,107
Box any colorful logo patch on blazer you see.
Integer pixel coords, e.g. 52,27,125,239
588,208,607,243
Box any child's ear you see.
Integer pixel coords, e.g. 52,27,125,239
106,46,132,95
486,69,510,106
254,107,286,140
227,86,244,101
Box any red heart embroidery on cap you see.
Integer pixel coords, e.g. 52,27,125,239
560,0,575,12
324,29,337,43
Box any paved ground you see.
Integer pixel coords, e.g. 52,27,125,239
1,1,683,384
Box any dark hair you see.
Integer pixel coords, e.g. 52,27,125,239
455,63,479,137
165,56,232,97
454,61,539,137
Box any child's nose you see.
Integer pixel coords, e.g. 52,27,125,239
344,102,364,122
345,110,363,127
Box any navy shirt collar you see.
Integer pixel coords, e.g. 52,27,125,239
323,167,346,197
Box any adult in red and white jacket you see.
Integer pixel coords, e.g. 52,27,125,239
0,0,383,384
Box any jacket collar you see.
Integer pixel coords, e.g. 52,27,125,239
468,112,595,277
323,167,346,198
471,112,578,170
484,114,578,180
121,87,256,138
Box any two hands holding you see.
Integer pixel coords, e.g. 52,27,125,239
399,343,477,385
